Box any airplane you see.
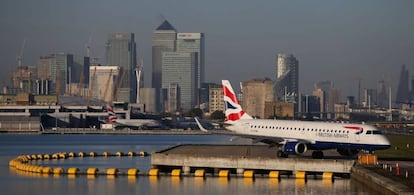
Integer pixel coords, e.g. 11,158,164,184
195,80,391,159
105,105,163,130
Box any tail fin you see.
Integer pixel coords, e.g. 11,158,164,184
105,105,118,123
222,80,252,122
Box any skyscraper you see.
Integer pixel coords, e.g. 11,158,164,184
152,20,177,91
376,80,388,108
105,33,137,103
36,53,74,95
161,52,198,111
176,33,205,89
275,54,299,103
396,65,410,103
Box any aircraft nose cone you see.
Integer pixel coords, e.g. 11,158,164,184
382,136,391,149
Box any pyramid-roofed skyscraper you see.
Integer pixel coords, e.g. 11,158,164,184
152,20,177,111
152,20,177,91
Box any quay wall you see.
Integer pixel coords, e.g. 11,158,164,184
152,152,354,174
351,166,413,195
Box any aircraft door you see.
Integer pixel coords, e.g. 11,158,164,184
355,132,360,142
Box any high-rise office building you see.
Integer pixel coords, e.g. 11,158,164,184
36,53,73,95
152,20,177,91
161,52,198,111
396,65,410,104
105,33,137,103
313,80,341,119
275,54,299,103
377,80,388,108
176,33,205,89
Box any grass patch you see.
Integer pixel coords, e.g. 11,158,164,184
376,134,414,160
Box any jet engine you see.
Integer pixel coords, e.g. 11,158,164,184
284,142,308,155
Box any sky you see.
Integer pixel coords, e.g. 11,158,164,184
1,0,413,99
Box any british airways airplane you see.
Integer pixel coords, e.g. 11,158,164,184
105,105,162,129
196,80,391,159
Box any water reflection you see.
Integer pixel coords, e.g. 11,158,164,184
1,134,375,194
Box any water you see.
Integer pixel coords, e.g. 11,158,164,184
0,134,373,194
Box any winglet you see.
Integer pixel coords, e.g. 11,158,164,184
194,117,208,132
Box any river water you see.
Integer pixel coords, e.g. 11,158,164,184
0,134,374,194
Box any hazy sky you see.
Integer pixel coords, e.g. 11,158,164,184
1,0,413,98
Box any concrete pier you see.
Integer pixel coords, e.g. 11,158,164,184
151,144,355,177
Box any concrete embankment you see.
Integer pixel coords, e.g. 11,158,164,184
351,166,414,195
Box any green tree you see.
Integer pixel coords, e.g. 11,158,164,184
210,110,225,120
185,108,203,118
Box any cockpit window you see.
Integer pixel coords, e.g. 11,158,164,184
366,130,382,135
372,130,382,135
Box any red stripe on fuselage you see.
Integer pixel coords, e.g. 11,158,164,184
344,126,364,131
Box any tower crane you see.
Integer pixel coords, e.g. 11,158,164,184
17,39,26,87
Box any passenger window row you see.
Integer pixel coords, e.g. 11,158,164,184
250,125,350,134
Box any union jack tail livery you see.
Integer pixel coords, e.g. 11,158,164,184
222,80,252,122
105,105,118,123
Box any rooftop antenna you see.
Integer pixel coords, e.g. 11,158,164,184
85,33,92,58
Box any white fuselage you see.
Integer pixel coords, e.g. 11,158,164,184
225,119,390,150
114,119,160,128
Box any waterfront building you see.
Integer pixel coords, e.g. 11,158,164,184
242,78,274,119
161,52,198,111
105,33,137,103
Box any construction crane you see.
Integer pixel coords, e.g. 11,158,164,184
102,69,113,103
87,67,97,106
17,39,26,87
114,69,126,101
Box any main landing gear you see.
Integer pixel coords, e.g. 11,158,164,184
311,151,324,159
277,150,288,158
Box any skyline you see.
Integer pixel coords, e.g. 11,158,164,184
1,1,413,99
